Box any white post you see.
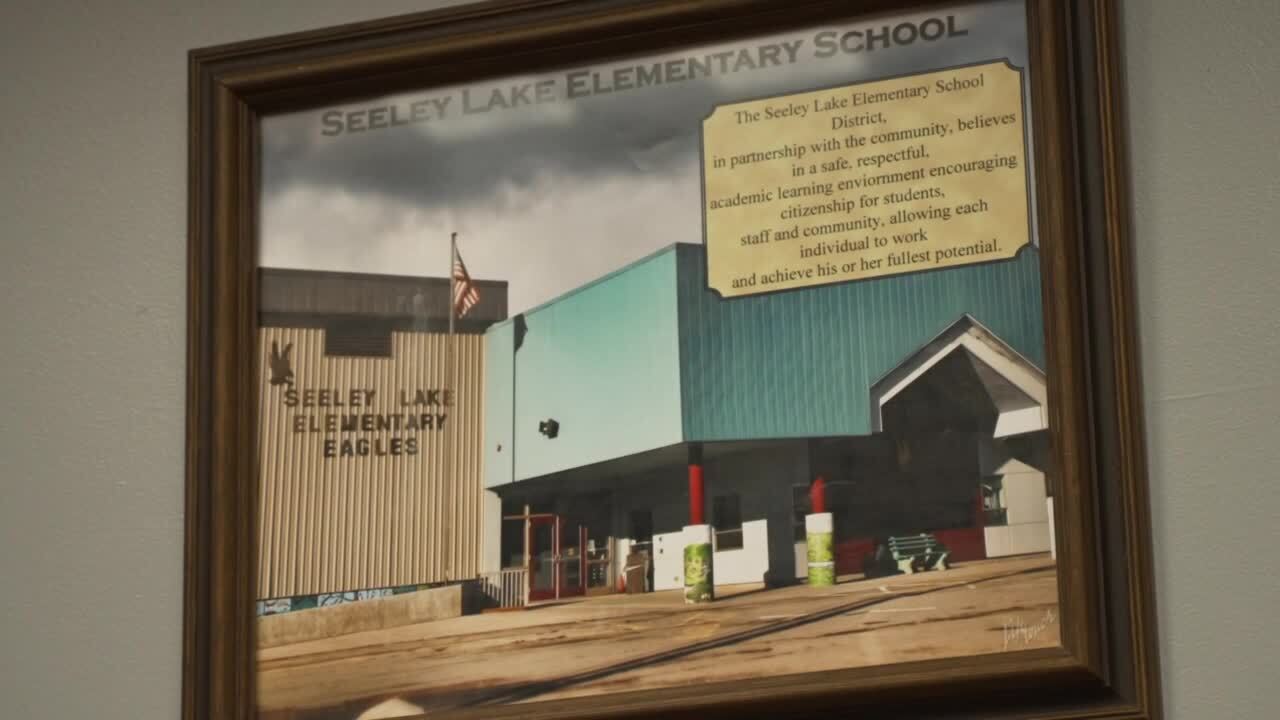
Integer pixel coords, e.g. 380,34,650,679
1047,497,1056,560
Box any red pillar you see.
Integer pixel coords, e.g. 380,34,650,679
688,444,705,525
809,475,828,514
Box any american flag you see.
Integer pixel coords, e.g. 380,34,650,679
452,246,480,318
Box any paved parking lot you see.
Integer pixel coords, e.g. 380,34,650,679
258,555,1059,718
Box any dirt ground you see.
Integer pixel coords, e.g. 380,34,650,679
258,555,1060,719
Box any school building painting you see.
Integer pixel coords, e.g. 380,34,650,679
482,242,1054,604
251,242,1061,717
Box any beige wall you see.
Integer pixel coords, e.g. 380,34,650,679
257,328,486,598
1,1,1277,719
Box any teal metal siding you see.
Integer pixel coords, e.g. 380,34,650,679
487,250,684,482
483,322,515,488
675,244,1046,441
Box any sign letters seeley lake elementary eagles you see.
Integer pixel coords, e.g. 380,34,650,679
279,386,453,459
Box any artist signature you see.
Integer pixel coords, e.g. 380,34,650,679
1002,609,1057,651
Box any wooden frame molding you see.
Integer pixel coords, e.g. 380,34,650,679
185,1,1160,718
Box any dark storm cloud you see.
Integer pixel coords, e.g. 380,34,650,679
262,0,1029,212
262,86,708,210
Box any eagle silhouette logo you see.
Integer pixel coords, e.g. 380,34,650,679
268,341,294,387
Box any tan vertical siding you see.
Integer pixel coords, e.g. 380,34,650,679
256,327,486,599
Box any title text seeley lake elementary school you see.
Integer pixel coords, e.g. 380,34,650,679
318,15,971,136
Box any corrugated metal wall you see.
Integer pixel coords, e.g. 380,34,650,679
675,244,1046,441
256,327,486,599
477,243,1045,486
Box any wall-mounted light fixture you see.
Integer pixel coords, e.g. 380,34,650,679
538,419,559,439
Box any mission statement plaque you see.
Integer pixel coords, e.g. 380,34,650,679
702,61,1031,297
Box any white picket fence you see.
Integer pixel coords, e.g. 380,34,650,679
478,567,527,608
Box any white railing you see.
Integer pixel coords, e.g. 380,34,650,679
478,567,527,608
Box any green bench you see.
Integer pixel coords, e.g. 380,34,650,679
887,533,951,574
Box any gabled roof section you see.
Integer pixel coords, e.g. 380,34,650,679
869,314,1048,437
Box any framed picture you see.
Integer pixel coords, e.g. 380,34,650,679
185,1,1160,718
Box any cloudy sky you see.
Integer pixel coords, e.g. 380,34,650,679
260,0,1031,316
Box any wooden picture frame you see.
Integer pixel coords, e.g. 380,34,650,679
185,0,1160,717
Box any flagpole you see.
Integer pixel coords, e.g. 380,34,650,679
448,232,457,337
444,231,457,581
